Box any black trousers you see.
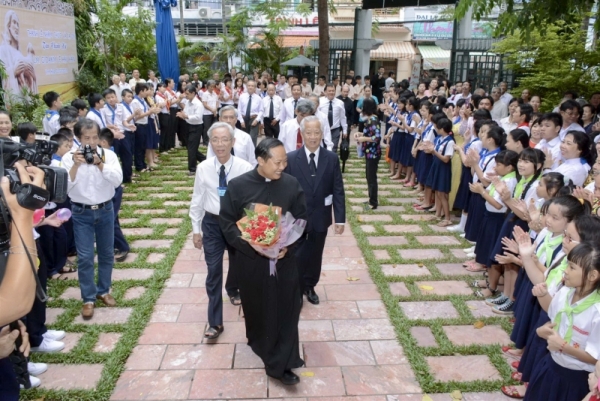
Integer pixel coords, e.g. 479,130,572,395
186,123,205,172
202,114,215,146
202,214,227,327
114,131,134,183
37,210,67,278
177,114,188,146
0,357,19,400
295,230,328,292
24,240,48,347
263,117,280,138
366,157,380,207
134,123,148,171
158,113,171,152
331,127,342,154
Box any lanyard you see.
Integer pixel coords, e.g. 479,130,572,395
215,157,234,182
90,109,106,128
105,104,116,124
134,95,147,112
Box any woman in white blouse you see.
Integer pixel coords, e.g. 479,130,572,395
553,130,592,186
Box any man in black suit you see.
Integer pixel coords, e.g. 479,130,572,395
284,116,346,304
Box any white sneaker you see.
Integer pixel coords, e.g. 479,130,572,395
27,362,48,376
468,240,476,245
466,252,476,258
20,375,41,389
447,224,464,233
43,329,66,341
463,246,475,253
31,338,65,353
459,233,466,238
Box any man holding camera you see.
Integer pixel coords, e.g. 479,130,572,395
61,119,123,319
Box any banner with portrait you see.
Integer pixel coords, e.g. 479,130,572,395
0,0,78,101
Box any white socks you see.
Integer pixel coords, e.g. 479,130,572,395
459,213,468,230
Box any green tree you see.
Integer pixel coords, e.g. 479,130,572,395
492,19,600,110
73,0,157,94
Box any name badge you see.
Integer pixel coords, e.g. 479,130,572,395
217,186,227,197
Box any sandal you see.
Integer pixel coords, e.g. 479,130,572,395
50,273,68,280
462,260,477,267
511,371,523,382
474,286,497,298
229,294,241,306
511,361,520,370
465,264,486,272
437,220,453,227
501,385,526,399
503,348,523,360
59,264,77,274
204,325,224,339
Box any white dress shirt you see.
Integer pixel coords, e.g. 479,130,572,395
491,101,509,122
207,128,257,166
237,93,264,124
62,147,123,205
189,155,253,234
353,84,364,99
184,97,204,125
154,93,169,114
553,157,591,186
559,122,586,141
301,84,312,97
261,95,283,123
303,146,321,168
313,85,325,96
315,111,334,151
318,97,348,133
42,112,60,136
279,97,303,125
280,117,333,153
109,84,123,102
129,78,146,88
500,92,513,104
500,117,517,134
86,109,107,129
102,104,125,132
536,136,562,169
202,91,219,115
276,83,289,100
449,93,472,105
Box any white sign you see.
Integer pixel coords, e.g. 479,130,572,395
409,55,421,90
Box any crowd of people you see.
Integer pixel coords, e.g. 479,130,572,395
1,64,600,401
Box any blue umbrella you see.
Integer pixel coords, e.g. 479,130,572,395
154,0,180,84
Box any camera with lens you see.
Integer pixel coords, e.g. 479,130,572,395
80,144,96,164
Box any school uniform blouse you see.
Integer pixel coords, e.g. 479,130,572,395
485,175,517,213
131,97,149,125
102,104,125,132
472,149,498,184
548,286,600,372
553,158,591,187
86,109,106,128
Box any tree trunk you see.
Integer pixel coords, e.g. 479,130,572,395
317,0,329,82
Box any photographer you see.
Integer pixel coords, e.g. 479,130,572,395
61,119,123,320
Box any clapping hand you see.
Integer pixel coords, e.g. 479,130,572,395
467,148,480,165
513,226,535,258
532,282,549,298
547,331,566,352
543,149,554,169
537,321,556,340
501,236,520,255
512,199,531,221
573,186,594,204
469,182,484,195
495,252,521,266
423,142,434,154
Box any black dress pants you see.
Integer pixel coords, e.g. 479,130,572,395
295,231,328,292
365,157,380,207
263,118,280,138
24,240,48,347
186,123,205,172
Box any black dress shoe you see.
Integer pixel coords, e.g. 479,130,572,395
305,288,320,305
280,370,300,385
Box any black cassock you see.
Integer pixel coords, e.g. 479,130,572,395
219,168,307,378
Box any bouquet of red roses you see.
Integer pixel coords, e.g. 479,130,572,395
237,203,306,275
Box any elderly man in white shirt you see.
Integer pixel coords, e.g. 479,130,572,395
499,82,513,104
61,118,123,320
237,80,264,145
109,75,123,102
177,85,206,175
318,84,348,153
261,83,283,139
190,122,253,339
128,69,146,88
279,99,316,153
207,106,257,166
490,87,508,122
279,83,303,125
275,75,289,100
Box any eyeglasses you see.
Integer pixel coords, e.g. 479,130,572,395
563,231,580,244
210,138,232,145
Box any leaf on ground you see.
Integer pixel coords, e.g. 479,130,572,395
392,264,397,268
450,389,463,400
300,371,314,377
346,277,360,281
417,263,424,267
473,321,485,329
467,305,477,310
421,395,433,401
419,285,434,291
357,216,363,222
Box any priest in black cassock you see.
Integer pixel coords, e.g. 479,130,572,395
219,138,307,385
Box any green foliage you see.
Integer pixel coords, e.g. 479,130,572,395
492,20,600,110
5,88,46,130
455,0,597,38
73,0,157,94
177,38,224,79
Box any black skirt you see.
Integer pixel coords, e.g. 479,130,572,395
524,353,590,401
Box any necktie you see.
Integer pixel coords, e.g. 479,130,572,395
219,165,227,188
296,128,302,150
328,100,333,127
245,95,252,121
269,97,274,119
293,99,298,118
309,153,316,177
230,147,235,156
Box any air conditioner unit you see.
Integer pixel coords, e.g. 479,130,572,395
198,6,210,18
211,10,222,18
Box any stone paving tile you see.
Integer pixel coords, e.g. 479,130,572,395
389,282,411,297
131,239,173,248
322,257,367,270
349,197,370,203
203,321,248,344
171,259,206,273
165,273,193,287
332,318,396,341
146,253,166,263
40,364,103,390
400,214,438,222
381,264,431,277
304,341,376,367
164,201,190,206
398,249,444,260
415,236,461,246
450,249,470,259
157,288,208,304
426,355,501,382
367,236,408,246
233,343,264,368
325,284,381,301
436,263,481,276
111,370,194,400
316,270,353,285
148,193,176,198
374,206,405,212
59,286,81,300
347,269,375,284
269,367,346,397
149,217,183,225
94,333,122,353
189,273,208,287
462,392,513,400
443,325,512,346
123,201,151,206
178,303,241,323
139,323,206,344
74,307,133,325
351,206,364,212
125,345,167,370
136,187,162,191
465,300,500,318
189,369,268,399
160,343,234,369
370,340,407,365
356,300,388,318
382,224,422,233
415,280,473,296
386,198,420,204
410,327,438,347
150,304,181,323
357,214,393,222
46,307,65,325
300,301,361,320
120,218,138,224
136,209,166,215
299,320,336,342
400,301,459,320
163,228,179,236
112,268,154,280
361,224,376,233
123,286,146,300
61,333,84,353
342,365,422,395
373,250,390,260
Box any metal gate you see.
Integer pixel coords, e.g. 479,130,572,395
309,39,355,83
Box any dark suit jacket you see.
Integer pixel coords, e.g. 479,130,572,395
284,147,345,233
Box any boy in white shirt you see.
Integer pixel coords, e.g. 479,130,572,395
42,91,62,135
103,88,133,184
86,93,107,129
536,112,563,170
50,131,72,167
